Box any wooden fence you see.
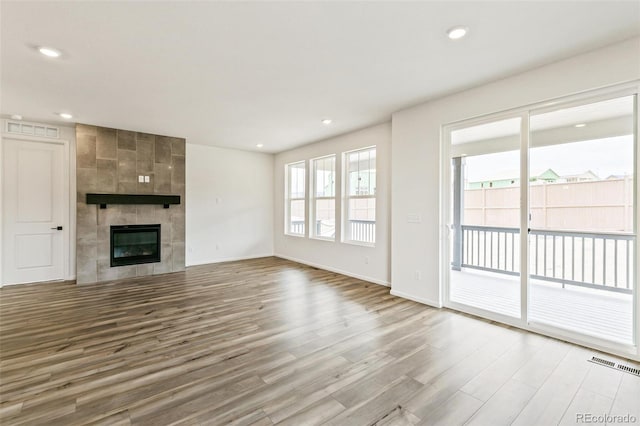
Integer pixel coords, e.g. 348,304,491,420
464,177,633,232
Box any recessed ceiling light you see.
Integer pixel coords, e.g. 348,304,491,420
575,123,586,128
58,112,73,119
38,47,61,58
447,26,468,40
321,118,333,125
256,143,264,148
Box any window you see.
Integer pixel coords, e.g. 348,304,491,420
286,161,306,236
344,146,376,245
311,155,336,240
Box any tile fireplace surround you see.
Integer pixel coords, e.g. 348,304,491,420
76,124,186,284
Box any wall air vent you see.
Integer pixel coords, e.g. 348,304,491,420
6,121,59,139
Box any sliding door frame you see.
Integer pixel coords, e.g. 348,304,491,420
440,81,640,361
525,90,639,350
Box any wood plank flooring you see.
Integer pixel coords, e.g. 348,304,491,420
1,257,638,425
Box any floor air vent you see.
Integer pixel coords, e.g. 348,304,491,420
589,356,640,377
589,356,615,368
617,364,640,377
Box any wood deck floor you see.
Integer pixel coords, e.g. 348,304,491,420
1,257,638,425
450,270,634,344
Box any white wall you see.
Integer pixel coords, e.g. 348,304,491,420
391,37,640,307
186,143,274,265
274,123,391,286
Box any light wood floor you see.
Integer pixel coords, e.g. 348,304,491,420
1,257,638,425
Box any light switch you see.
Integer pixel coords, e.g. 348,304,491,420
144,176,150,183
138,175,144,183
407,214,422,223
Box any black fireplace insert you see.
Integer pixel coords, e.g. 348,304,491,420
110,224,161,267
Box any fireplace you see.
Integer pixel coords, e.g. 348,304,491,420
110,224,161,267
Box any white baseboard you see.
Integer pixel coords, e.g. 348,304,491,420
390,289,442,308
274,253,390,287
186,253,274,267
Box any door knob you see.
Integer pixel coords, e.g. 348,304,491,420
50,226,63,230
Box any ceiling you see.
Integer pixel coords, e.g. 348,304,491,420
1,2,639,153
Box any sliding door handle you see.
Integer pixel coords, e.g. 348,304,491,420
50,226,63,230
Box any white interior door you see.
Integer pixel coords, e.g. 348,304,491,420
3,138,66,285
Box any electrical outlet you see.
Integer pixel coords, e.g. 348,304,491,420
144,176,150,183
415,270,422,280
138,175,144,183
365,256,369,264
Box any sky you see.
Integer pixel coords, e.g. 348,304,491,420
464,135,633,182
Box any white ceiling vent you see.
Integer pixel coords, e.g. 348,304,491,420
6,121,59,139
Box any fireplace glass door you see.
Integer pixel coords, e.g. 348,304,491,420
111,224,161,267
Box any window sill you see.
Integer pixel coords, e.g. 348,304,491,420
310,236,336,243
342,240,376,248
284,232,305,238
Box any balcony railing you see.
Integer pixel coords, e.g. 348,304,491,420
349,219,375,243
458,225,635,294
290,221,305,235
290,220,375,243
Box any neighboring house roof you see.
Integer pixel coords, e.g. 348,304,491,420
535,168,561,180
605,174,629,180
560,170,600,181
467,168,559,184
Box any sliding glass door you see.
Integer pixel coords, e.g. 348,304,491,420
445,89,637,349
528,95,636,345
448,116,523,318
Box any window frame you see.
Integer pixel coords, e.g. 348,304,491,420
310,154,337,241
342,146,377,247
285,160,307,237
